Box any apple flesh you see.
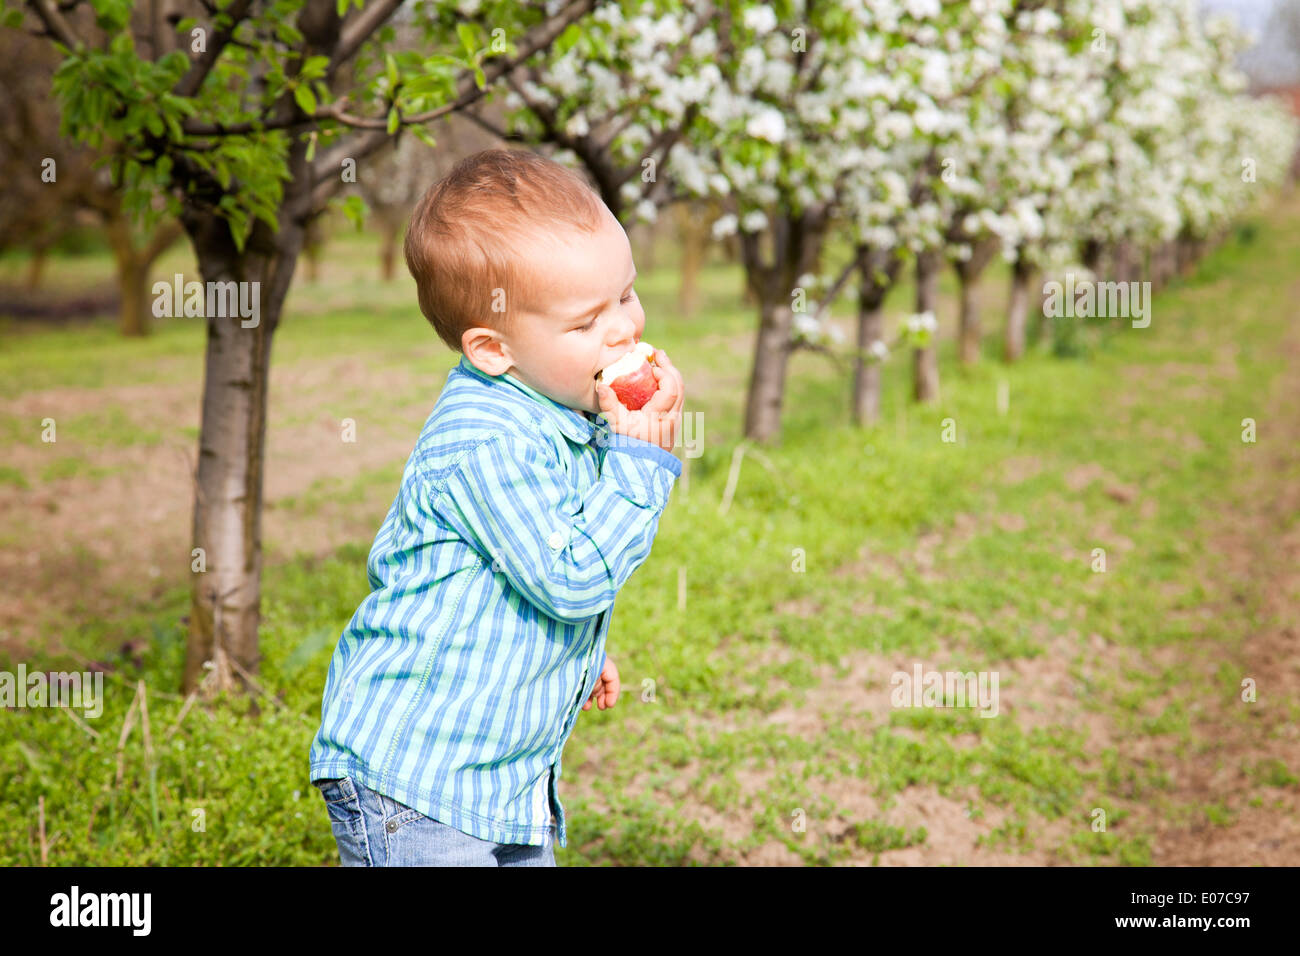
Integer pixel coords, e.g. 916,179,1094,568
598,341,659,411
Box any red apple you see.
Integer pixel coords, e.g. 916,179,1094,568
598,341,659,410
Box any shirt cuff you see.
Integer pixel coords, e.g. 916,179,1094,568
601,433,682,478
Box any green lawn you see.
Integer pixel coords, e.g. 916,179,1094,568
0,196,1296,865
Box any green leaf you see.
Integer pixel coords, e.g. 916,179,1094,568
558,22,583,56
387,106,399,134
109,29,133,56
385,53,399,90
305,132,317,163
275,20,303,45
301,55,330,81
411,125,438,150
473,64,486,91
457,22,478,56
340,194,368,232
293,83,318,115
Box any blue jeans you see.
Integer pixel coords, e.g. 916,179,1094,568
313,775,557,867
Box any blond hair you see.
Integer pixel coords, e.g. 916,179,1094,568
403,147,609,353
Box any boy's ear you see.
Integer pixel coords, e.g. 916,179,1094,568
462,327,514,377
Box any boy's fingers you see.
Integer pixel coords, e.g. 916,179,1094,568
595,384,626,425
645,368,680,412
668,368,685,413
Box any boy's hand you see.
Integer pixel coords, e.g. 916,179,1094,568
595,348,685,454
583,656,620,711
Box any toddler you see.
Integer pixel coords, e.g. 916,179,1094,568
308,147,685,866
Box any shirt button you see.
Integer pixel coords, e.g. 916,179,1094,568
547,531,565,550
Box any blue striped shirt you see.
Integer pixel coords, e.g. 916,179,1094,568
309,354,681,848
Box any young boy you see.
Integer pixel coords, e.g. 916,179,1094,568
308,148,685,866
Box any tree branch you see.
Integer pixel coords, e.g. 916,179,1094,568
27,0,83,48
329,0,404,80
173,0,255,99
460,104,529,143
291,0,599,220
812,246,868,321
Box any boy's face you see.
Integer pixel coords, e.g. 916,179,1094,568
462,206,645,415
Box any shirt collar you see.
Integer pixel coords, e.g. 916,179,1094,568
456,355,599,446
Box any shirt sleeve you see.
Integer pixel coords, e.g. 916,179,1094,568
435,432,679,624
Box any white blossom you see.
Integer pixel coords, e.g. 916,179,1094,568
711,214,738,239
745,108,786,144
743,6,778,34
564,113,590,138
905,311,938,335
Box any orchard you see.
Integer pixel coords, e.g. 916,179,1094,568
1,0,1298,881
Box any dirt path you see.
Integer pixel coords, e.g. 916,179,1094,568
1136,300,1300,864
667,285,1300,867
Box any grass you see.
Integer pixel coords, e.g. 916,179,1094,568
0,193,1296,865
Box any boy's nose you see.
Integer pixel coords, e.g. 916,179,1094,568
609,313,639,348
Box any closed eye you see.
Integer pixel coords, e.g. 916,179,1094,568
576,291,636,332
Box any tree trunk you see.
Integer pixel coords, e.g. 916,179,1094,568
1004,254,1034,362
25,246,49,290
737,205,829,443
676,201,706,318
957,270,980,365
378,217,399,282
952,236,997,366
1179,236,1206,274
913,249,940,403
1151,240,1176,290
105,211,149,337
851,248,898,427
742,297,795,442
1081,237,1105,277
1145,244,1162,292
118,257,150,337
302,218,325,282
104,211,184,337
181,212,303,698
1111,238,1135,285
